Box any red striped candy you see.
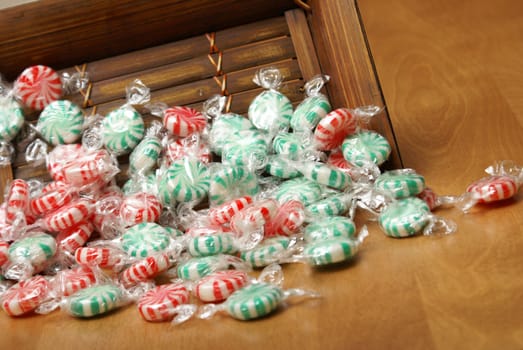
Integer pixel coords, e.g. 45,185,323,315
56,221,94,253
15,65,62,110
5,179,29,224
119,192,162,227
209,196,254,225
327,149,356,175
74,247,122,268
230,199,278,237
264,200,305,237
61,149,114,187
195,270,249,303
45,198,93,233
163,138,212,166
46,144,84,182
120,253,171,288
163,106,207,137
466,175,518,203
1,275,49,316
137,283,190,322
60,266,97,296
0,240,9,267
30,185,74,216
314,108,358,151
417,187,439,211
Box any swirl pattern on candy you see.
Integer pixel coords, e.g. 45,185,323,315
164,137,212,166
263,200,305,237
195,270,249,303
314,108,358,151
187,233,237,257
56,222,94,253
66,284,124,318
74,247,123,269
209,113,255,155
129,136,162,175
177,255,228,281
306,194,352,217
37,100,84,145
209,196,253,225
226,282,283,320
121,222,171,258
15,65,62,110
1,275,49,316
5,179,29,224
0,97,24,142
379,197,431,238
159,158,210,204
59,266,97,297
248,90,293,132
291,94,331,132
342,130,391,167
120,253,171,287
163,106,207,137
45,199,93,233
222,129,269,169
209,165,259,206
304,237,360,266
274,177,322,206
119,192,162,227
240,237,291,268
8,233,57,270
295,161,352,190
304,216,356,242
138,283,190,322
374,170,426,199
272,132,304,160
102,107,145,154
265,156,301,179
466,175,518,203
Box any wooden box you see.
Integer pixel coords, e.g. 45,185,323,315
0,0,401,196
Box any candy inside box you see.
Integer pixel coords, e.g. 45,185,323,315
0,0,401,199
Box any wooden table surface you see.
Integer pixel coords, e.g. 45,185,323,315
2,0,523,349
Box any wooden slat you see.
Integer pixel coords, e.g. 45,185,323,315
285,9,323,81
0,166,13,202
0,0,297,81
58,17,291,83
308,0,402,168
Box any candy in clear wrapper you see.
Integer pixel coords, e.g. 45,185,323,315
119,192,163,227
248,67,293,133
291,75,331,132
121,222,172,258
63,284,127,318
137,282,192,322
1,275,49,316
342,130,391,167
163,106,207,138
14,65,62,111
194,269,249,303
36,100,84,145
128,121,163,176
0,95,24,143
209,164,259,206
5,233,57,280
374,169,426,199
120,253,172,288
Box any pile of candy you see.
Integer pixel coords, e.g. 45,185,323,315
0,65,521,323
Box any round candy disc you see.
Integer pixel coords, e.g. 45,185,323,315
379,197,431,238
263,200,305,237
138,283,190,322
5,179,29,224
304,216,356,242
226,283,283,320
122,222,171,258
176,256,228,281
15,65,62,110
187,233,237,257
304,237,360,266
209,196,253,225
164,137,212,166
295,161,352,190
158,158,210,205
8,233,57,267
274,177,322,206
222,129,269,169
209,113,255,155
60,266,97,297
163,106,207,137
265,156,301,179
240,237,291,268
45,198,93,233
1,275,49,316
30,184,74,216
342,130,391,166
74,247,123,269
306,194,352,217
290,94,331,132
466,175,518,203
102,107,145,154
66,284,123,318
272,132,304,160
374,170,425,199
195,270,249,303
314,108,357,151
0,97,24,142
37,100,84,145
46,143,85,182
209,165,259,206
120,253,171,287
56,221,94,253
248,90,293,131
119,192,162,227
128,136,162,175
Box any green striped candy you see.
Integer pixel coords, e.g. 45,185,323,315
290,94,331,132
222,130,268,169
374,170,425,199
0,97,24,142
159,158,210,204
209,165,259,206
209,113,255,155
304,237,359,266
177,256,227,281
67,284,123,318
240,237,290,268
188,233,237,257
8,233,57,267
226,283,283,320
248,90,293,131
37,100,84,145
303,216,356,242
128,136,162,175
265,156,301,179
342,130,391,166
102,107,145,155
122,222,170,258
274,177,322,206
122,173,157,195
272,132,304,160
296,161,352,190
379,197,430,238
305,194,351,217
